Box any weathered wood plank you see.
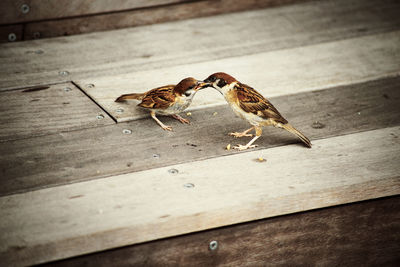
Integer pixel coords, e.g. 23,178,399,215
22,0,309,40
1,127,399,266
0,0,195,25
1,0,400,90
0,77,399,196
45,196,400,267
76,30,400,122
0,83,114,142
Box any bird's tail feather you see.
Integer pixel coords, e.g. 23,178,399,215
282,123,312,148
115,93,145,102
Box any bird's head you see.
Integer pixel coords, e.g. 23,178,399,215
202,72,238,94
174,77,207,98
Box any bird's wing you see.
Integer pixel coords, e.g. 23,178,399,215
138,85,176,109
235,83,288,124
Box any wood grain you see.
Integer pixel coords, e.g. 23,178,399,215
0,76,399,196
0,83,114,142
1,0,400,90
45,196,400,267
0,0,195,25
22,0,309,40
1,127,399,266
76,30,400,122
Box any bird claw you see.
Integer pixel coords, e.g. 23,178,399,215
233,144,258,151
229,132,253,138
179,118,190,124
162,125,173,131
171,115,190,124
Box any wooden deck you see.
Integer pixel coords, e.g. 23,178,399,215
0,0,399,265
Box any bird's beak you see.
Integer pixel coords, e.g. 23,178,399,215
194,81,211,91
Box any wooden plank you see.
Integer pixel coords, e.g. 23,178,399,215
1,0,400,90
0,24,23,43
0,0,196,25
0,83,114,142
45,196,400,266
76,30,400,122
0,126,399,266
0,76,399,196
22,0,308,40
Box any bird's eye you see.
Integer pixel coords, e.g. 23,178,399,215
217,79,227,87
184,91,192,97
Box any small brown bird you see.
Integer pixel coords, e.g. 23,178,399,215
202,72,312,150
115,77,205,131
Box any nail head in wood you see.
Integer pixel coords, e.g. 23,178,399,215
8,33,16,42
209,240,218,251
311,121,325,129
86,84,95,88
21,4,30,14
96,114,104,120
122,129,132,134
116,108,124,113
183,183,194,189
59,71,69,76
168,168,178,174
33,32,41,39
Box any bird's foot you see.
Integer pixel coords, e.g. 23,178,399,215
229,132,253,138
233,144,258,151
161,125,173,131
171,114,190,124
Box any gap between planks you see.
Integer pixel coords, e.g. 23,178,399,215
0,126,399,266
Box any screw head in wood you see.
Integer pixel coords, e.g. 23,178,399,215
116,108,124,113
86,84,95,88
123,129,132,134
168,168,178,174
209,240,218,251
33,32,41,39
21,4,30,14
59,70,69,76
96,114,104,120
63,87,72,92
8,33,17,42
311,121,325,129
183,183,194,189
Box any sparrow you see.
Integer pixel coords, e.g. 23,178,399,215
202,72,312,150
115,77,205,131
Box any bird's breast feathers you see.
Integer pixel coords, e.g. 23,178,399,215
225,89,264,125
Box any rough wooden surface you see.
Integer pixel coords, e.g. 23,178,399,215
0,0,194,25
1,127,399,266
1,77,399,196
0,83,114,142
76,31,400,122
22,0,309,40
46,196,400,267
1,0,400,90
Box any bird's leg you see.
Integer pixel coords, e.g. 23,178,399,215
171,114,190,124
151,111,172,131
229,126,255,138
233,127,262,150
